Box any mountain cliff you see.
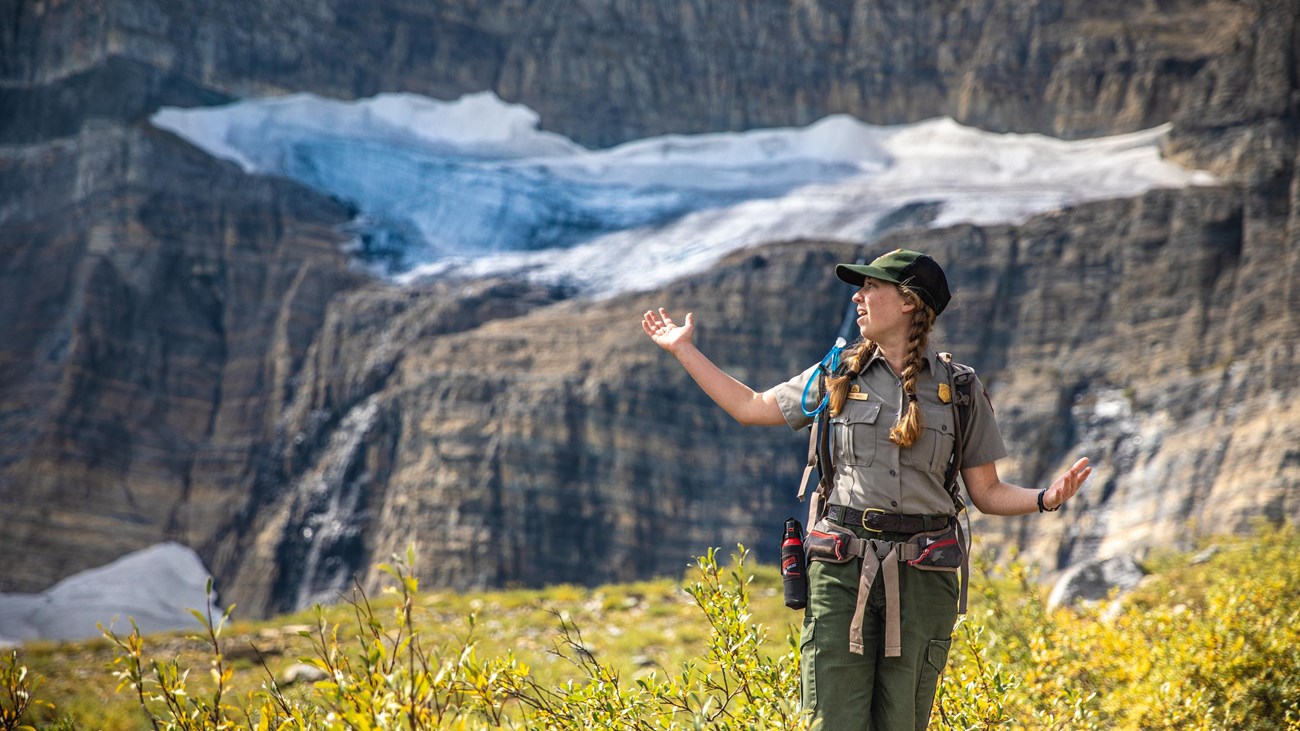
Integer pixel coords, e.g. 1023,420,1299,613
1,0,1296,616
0,0,1263,147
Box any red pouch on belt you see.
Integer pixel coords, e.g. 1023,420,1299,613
804,519,857,564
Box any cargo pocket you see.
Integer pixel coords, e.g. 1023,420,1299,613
799,616,818,713
915,637,952,729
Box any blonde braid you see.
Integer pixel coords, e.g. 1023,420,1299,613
827,340,875,416
889,287,936,447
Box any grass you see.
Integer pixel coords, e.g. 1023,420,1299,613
5,525,1300,730
11,554,797,730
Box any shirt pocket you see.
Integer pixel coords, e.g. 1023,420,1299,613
901,404,957,474
832,400,882,467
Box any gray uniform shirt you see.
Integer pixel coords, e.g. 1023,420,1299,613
773,349,1007,515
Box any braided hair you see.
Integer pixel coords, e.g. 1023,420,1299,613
826,285,936,448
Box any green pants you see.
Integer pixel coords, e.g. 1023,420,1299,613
800,529,960,731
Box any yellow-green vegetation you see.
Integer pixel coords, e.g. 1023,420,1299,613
937,522,1300,731
3,525,1299,730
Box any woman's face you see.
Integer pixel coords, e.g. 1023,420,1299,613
853,278,914,340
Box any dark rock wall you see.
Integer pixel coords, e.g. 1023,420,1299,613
0,123,364,590
0,0,1265,147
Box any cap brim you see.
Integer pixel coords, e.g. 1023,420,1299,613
835,263,901,287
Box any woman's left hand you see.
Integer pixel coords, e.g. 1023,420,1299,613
1043,457,1092,510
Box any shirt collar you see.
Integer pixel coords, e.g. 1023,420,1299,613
859,346,942,376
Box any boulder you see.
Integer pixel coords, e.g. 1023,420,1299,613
1048,555,1147,610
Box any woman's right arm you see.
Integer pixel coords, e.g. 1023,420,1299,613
642,308,787,426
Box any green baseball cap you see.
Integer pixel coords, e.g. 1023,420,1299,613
835,249,952,315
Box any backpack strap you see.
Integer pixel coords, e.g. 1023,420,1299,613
797,367,838,527
938,352,978,614
938,352,976,513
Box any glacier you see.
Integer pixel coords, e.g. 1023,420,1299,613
151,91,1217,299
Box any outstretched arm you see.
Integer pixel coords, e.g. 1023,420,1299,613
642,307,786,426
961,457,1092,516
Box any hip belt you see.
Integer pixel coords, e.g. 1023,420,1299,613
805,513,967,658
825,504,954,534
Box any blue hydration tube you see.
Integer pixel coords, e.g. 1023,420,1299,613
801,337,847,417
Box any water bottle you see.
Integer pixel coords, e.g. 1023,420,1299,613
781,517,808,609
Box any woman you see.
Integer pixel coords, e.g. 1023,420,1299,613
642,248,1090,730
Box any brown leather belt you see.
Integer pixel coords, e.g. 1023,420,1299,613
826,504,952,534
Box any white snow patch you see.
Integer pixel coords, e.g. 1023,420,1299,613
152,91,1218,298
0,543,219,646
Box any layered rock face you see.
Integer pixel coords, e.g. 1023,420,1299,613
221,181,1299,615
0,0,1265,147
0,123,364,590
2,0,1296,614
889,187,1299,566
217,252,851,613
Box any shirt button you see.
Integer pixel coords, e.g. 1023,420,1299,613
891,500,898,507
941,425,947,432
889,469,897,477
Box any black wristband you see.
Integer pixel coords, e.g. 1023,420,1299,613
1037,488,1059,513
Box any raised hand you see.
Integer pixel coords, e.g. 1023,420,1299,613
1043,456,1092,510
642,307,695,354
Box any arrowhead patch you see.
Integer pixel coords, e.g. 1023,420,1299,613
938,383,952,404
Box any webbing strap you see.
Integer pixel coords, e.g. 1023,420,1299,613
806,491,823,532
797,418,820,502
848,545,882,656
957,520,970,614
844,538,918,658
797,465,816,500
882,552,901,656
800,414,830,528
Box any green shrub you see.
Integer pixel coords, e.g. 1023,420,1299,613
937,524,1300,731
88,546,810,730
2,649,45,730
7,525,1300,730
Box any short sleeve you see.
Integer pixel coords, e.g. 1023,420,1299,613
769,364,821,431
960,373,1008,467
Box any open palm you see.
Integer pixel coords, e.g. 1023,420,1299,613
642,307,695,353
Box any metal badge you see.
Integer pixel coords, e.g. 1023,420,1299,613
938,383,952,404
848,385,869,401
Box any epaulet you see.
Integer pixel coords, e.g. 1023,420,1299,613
937,351,972,374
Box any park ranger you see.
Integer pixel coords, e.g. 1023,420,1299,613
642,248,1091,730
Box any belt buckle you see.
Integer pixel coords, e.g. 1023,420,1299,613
861,508,886,533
